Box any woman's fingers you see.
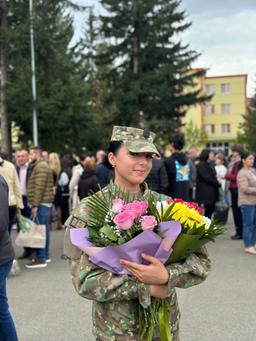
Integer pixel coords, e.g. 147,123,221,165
120,259,146,271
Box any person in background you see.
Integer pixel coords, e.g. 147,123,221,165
49,153,62,229
42,150,49,163
196,149,220,218
225,145,244,240
187,146,198,201
145,146,169,195
78,157,99,200
26,147,54,268
15,149,32,259
96,154,114,188
96,150,106,165
69,153,92,210
215,152,227,194
237,152,256,255
58,155,73,226
164,132,191,201
0,152,24,233
0,175,18,341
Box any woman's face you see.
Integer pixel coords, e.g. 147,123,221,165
108,145,153,188
215,157,222,166
208,151,215,161
243,154,255,168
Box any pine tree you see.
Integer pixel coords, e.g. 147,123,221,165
4,0,93,153
237,94,256,150
93,0,209,140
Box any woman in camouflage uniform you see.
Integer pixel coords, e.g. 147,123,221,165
64,126,211,340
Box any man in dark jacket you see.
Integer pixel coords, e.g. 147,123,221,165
0,175,18,340
164,132,191,201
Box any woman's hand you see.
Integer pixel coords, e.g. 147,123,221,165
120,253,169,285
150,284,168,299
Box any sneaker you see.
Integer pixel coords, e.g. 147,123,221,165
46,258,52,264
25,258,47,269
8,260,21,277
244,247,256,255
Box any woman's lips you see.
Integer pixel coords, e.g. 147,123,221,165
134,170,146,175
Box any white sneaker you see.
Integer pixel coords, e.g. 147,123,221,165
46,258,52,264
244,247,256,255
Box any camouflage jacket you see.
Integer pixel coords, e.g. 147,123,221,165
64,183,211,340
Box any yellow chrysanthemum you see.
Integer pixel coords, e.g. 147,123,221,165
165,202,204,229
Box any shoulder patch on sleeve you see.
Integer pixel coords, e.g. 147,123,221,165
70,216,87,228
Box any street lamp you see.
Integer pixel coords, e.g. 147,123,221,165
29,0,38,146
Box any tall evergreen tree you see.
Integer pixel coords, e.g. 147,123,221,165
4,0,93,153
93,0,209,139
237,94,256,150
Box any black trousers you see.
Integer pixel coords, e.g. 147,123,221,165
204,204,215,219
230,188,243,236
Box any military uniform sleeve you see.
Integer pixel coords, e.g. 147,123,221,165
166,246,211,291
64,200,151,308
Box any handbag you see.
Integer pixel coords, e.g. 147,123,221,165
15,214,46,248
213,188,229,225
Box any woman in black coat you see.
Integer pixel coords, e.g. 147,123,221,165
196,149,220,218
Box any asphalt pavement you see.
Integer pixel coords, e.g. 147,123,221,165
7,214,256,341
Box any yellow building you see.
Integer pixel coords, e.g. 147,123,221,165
184,73,247,153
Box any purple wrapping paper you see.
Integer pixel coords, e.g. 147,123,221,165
70,221,181,275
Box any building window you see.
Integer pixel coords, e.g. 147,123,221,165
205,84,215,96
221,103,230,114
221,124,231,134
204,104,215,115
221,83,230,94
204,124,215,135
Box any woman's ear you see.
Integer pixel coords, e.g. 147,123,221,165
108,152,116,168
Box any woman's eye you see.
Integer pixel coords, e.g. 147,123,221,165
146,154,153,159
130,152,139,157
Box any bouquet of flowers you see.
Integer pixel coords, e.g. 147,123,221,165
70,191,224,341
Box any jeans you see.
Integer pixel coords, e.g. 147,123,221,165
36,205,50,260
21,196,31,218
0,260,18,341
240,205,256,248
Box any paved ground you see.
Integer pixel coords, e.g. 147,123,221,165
7,214,256,341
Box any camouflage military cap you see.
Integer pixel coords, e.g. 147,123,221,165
111,126,160,156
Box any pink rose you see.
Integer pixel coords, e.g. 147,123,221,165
123,201,148,218
112,199,125,213
141,215,157,230
113,211,135,230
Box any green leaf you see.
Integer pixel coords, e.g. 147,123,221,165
100,226,118,241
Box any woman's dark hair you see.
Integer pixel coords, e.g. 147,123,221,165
237,151,252,171
199,148,212,162
60,154,74,178
103,141,123,169
169,132,185,151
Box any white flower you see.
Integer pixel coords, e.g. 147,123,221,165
156,201,169,214
203,216,212,229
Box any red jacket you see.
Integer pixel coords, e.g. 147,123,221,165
225,161,240,189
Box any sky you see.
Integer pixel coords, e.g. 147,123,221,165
72,0,256,96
